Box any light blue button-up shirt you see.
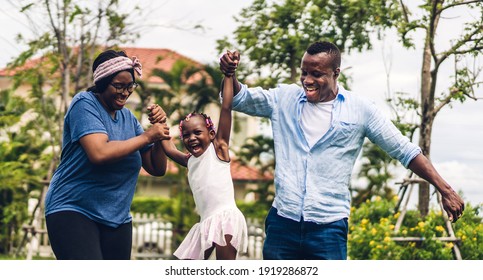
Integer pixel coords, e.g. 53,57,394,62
232,83,421,224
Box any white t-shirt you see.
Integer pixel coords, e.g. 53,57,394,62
300,99,334,148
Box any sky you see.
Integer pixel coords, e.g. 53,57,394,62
1,0,482,208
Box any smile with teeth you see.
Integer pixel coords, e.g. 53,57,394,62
304,85,318,92
115,95,128,104
190,143,201,153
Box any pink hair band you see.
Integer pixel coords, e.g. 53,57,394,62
93,56,142,83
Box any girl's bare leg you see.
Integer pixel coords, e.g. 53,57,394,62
215,234,237,260
204,245,215,260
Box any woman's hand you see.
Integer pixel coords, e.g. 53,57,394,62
144,122,171,143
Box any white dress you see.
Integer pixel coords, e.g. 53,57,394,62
173,143,248,260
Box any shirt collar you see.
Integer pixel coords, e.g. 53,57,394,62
336,84,347,102
300,83,347,102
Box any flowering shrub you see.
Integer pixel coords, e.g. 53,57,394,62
348,196,483,259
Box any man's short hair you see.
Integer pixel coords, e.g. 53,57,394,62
306,41,341,70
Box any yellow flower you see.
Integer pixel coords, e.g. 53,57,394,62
369,240,375,246
384,236,391,243
394,212,400,219
435,226,445,232
418,222,425,228
389,225,395,230
375,196,381,202
445,242,454,249
361,218,369,225
371,228,377,235
402,229,408,235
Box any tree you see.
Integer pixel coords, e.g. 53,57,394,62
0,89,47,254
237,135,276,208
7,0,142,172
395,0,482,216
3,0,141,256
217,0,402,85
150,60,202,124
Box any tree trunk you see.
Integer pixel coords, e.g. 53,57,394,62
417,0,442,217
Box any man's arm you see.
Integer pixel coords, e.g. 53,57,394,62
408,153,465,222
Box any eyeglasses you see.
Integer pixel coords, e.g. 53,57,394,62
110,82,138,94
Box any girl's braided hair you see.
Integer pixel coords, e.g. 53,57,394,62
179,111,215,139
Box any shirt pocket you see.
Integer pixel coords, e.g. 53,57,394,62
329,121,359,147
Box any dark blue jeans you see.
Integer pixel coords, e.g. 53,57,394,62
263,207,348,260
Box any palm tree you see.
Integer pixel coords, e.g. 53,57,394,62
0,89,48,255
150,60,201,125
238,135,275,208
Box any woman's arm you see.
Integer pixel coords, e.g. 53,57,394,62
79,122,168,165
141,140,168,176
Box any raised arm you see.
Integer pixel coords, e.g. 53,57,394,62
217,73,234,145
215,51,238,162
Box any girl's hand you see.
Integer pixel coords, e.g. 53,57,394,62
147,104,166,124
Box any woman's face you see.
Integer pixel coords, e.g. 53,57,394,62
98,70,134,115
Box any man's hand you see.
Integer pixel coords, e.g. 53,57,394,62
220,50,240,77
441,188,465,223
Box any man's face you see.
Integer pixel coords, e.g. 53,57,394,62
300,52,340,103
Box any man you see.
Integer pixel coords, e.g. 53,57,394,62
219,41,464,260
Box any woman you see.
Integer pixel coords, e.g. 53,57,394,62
44,50,170,260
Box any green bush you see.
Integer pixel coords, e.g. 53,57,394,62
349,196,483,259
236,201,269,220
131,196,172,214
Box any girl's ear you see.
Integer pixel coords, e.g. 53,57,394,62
209,130,216,140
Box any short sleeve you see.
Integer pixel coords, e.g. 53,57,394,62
67,97,107,142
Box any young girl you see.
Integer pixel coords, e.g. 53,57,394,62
160,51,248,260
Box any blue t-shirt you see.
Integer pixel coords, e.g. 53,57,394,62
45,91,151,227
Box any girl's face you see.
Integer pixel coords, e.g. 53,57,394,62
181,115,215,157
98,70,134,116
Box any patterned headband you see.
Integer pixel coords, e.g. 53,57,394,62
93,56,142,84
